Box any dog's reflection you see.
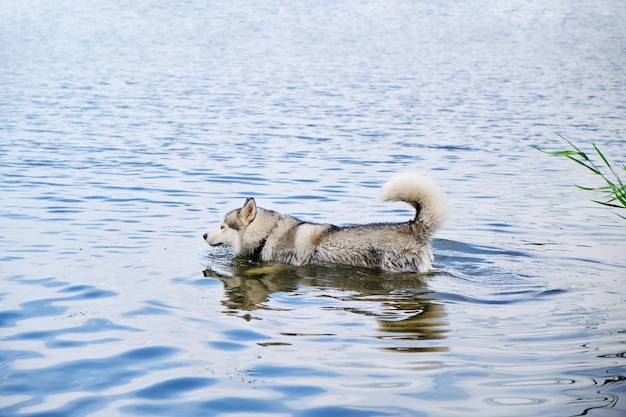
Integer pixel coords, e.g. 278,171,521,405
203,259,447,345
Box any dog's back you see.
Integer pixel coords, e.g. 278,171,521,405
311,222,431,272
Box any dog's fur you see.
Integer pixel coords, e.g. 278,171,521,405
203,174,447,272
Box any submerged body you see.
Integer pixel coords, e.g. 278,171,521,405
203,174,448,272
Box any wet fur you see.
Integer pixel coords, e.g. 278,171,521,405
204,174,447,273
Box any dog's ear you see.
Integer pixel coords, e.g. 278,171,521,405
240,198,257,225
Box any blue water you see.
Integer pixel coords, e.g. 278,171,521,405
1,0,625,416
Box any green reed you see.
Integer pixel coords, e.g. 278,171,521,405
534,127,626,219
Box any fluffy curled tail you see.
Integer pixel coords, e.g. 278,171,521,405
381,173,448,237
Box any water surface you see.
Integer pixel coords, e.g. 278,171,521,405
1,1,625,416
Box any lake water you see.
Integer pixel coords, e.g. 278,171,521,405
1,0,625,416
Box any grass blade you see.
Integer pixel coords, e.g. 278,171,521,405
535,127,625,220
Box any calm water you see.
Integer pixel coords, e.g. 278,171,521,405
1,0,625,416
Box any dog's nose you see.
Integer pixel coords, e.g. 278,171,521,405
202,233,208,240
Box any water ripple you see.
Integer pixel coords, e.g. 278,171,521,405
6,318,140,342
3,346,180,396
134,377,217,400
436,289,567,305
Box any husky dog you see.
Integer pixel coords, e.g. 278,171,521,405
203,174,448,273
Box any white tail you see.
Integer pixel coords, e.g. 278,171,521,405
381,173,448,235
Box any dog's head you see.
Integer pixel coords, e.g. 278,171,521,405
203,198,257,254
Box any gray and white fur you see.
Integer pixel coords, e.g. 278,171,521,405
203,174,448,273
